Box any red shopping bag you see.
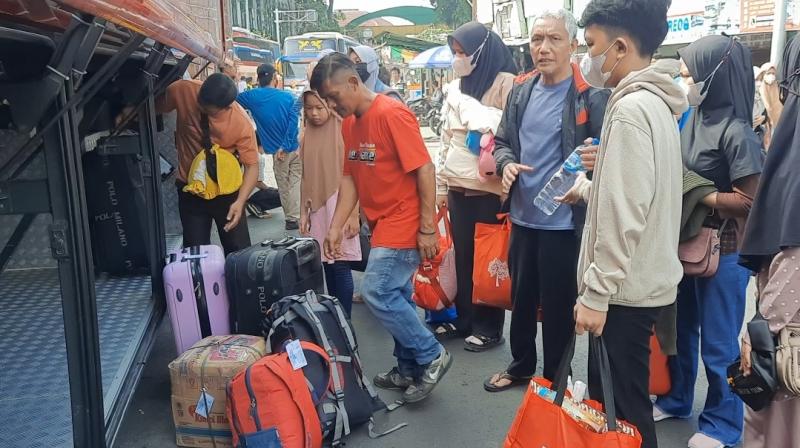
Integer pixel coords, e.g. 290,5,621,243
413,207,457,311
472,214,512,310
505,335,642,448
649,330,671,395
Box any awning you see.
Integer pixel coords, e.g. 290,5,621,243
408,45,452,69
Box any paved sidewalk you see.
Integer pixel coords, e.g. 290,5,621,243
115,128,745,448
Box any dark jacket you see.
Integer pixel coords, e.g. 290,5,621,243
493,63,609,232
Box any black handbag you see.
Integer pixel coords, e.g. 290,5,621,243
727,311,778,411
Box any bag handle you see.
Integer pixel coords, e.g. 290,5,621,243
437,206,453,244
552,334,619,432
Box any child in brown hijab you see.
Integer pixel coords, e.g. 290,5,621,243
299,89,361,316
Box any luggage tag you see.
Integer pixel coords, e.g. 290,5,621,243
195,389,214,418
286,340,307,370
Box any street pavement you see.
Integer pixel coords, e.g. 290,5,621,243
115,127,747,448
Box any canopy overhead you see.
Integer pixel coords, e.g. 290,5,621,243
408,45,453,69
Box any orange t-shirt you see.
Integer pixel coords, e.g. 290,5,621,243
157,80,259,183
342,95,431,249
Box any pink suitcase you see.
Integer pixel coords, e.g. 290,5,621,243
163,245,231,355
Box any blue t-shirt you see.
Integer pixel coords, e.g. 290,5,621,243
237,87,300,154
511,77,574,230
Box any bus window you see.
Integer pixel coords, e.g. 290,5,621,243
284,62,308,81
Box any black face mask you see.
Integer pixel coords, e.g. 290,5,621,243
355,63,370,83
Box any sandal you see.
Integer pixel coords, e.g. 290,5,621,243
483,371,531,393
464,334,505,352
431,322,459,341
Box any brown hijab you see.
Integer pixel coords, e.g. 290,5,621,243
300,90,345,212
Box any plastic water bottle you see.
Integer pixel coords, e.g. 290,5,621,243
533,138,599,215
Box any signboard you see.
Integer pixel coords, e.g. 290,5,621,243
664,13,706,45
740,0,800,33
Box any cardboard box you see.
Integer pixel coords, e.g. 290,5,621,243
169,335,266,448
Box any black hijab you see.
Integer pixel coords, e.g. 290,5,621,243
740,35,800,271
679,36,763,191
448,22,517,101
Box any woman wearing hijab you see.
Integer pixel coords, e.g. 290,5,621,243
739,34,800,448
431,21,516,347
654,35,764,448
298,89,361,317
349,45,403,101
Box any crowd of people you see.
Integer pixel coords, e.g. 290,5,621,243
148,0,800,446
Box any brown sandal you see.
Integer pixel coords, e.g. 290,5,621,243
483,371,531,393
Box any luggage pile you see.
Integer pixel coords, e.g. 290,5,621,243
164,238,402,448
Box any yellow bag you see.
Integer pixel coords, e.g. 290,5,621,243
183,144,243,199
183,114,243,200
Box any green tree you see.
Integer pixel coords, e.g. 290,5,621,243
293,0,341,34
430,0,472,28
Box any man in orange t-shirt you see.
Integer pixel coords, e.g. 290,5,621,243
155,73,259,254
311,53,452,404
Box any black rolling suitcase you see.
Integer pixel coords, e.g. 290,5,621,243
225,237,324,335
83,152,150,275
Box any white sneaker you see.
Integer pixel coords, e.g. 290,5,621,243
687,432,725,448
652,404,677,422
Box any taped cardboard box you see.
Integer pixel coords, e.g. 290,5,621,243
169,335,266,448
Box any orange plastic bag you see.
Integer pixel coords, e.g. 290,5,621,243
505,336,642,448
472,214,512,310
649,330,671,395
413,207,457,311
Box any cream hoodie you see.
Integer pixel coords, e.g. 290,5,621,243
576,59,688,312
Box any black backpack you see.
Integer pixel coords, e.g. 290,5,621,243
264,291,405,444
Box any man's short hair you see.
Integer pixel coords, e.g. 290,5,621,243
257,63,276,87
531,8,578,41
310,53,358,92
198,73,238,109
579,0,671,57
240,76,246,81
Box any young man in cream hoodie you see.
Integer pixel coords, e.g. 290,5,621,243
557,1,688,447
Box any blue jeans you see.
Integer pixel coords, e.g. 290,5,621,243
656,254,750,446
361,247,444,379
323,261,354,317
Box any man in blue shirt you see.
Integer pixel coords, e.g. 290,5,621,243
237,64,302,230
486,9,608,392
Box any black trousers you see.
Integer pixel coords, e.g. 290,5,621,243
588,305,662,448
448,190,505,338
177,187,251,255
507,224,578,380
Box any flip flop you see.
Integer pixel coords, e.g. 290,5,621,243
431,322,459,341
483,371,531,393
464,334,505,352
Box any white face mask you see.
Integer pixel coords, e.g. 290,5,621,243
452,54,476,78
763,73,777,85
451,31,490,78
580,42,620,89
685,81,707,107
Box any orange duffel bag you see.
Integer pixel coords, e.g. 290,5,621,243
472,214,512,310
505,335,642,448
